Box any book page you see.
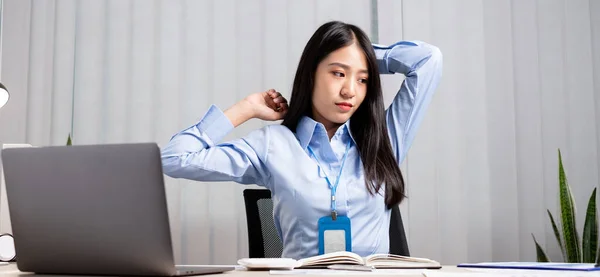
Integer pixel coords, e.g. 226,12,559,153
271,268,428,275
366,254,437,263
299,251,364,267
364,254,441,268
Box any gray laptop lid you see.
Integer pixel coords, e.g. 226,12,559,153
1,143,177,276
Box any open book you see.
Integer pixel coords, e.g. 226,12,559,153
237,251,441,270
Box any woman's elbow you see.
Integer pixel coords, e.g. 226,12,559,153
427,44,443,65
160,154,184,178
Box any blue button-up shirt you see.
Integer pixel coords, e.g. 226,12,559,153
161,40,442,260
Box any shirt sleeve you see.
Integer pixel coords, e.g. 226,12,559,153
160,104,271,188
373,40,443,164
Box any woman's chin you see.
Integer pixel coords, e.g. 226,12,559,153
327,113,352,124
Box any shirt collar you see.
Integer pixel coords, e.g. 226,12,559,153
295,116,357,149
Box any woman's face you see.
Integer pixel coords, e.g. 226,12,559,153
311,42,368,130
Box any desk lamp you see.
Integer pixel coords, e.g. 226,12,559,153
0,82,15,262
0,82,8,109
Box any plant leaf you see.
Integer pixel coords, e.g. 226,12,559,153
547,210,566,261
532,234,551,262
66,134,72,146
558,149,581,262
583,188,597,263
597,243,600,265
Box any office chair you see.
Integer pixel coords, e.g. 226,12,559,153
242,188,410,258
389,204,410,256
242,189,283,258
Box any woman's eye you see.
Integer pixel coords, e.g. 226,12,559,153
359,78,368,84
332,72,345,77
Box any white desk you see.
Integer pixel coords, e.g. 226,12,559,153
225,267,469,276
0,263,472,277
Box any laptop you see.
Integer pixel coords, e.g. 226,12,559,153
0,143,235,276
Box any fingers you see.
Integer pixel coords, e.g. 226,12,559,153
266,89,280,100
273,95,287,104
267,89,283,99
265,89,288,112
275,102,289,112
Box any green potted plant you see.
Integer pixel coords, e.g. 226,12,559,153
532,149,599,263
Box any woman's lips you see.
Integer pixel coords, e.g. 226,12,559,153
336,103,352,112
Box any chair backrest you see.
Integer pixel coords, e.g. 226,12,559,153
389,204,410,256
242,189,410,258
242,189,283,258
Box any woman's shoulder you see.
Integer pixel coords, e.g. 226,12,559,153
254,124,304,151
263,124,297,140
241,124,302,163
242,123,297,142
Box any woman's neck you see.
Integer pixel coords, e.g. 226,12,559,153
325,124,342,140
318,119,343,140
312,111,343,140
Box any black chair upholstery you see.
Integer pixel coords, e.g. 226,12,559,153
389,204,410,256
243,189,283,258
243,188,410,258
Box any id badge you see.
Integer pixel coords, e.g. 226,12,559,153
318,215,351,255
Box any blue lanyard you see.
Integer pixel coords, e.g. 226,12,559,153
307,140,351,220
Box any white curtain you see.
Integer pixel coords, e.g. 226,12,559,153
0,0,599,266
377,0,600,264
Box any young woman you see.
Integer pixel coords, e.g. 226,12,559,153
161,21,442,260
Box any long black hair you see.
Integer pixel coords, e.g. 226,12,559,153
282,21,406,209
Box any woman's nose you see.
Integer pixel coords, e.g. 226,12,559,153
340,80,356,98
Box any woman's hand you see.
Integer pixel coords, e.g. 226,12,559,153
224,89,289,127
244,89,289,121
